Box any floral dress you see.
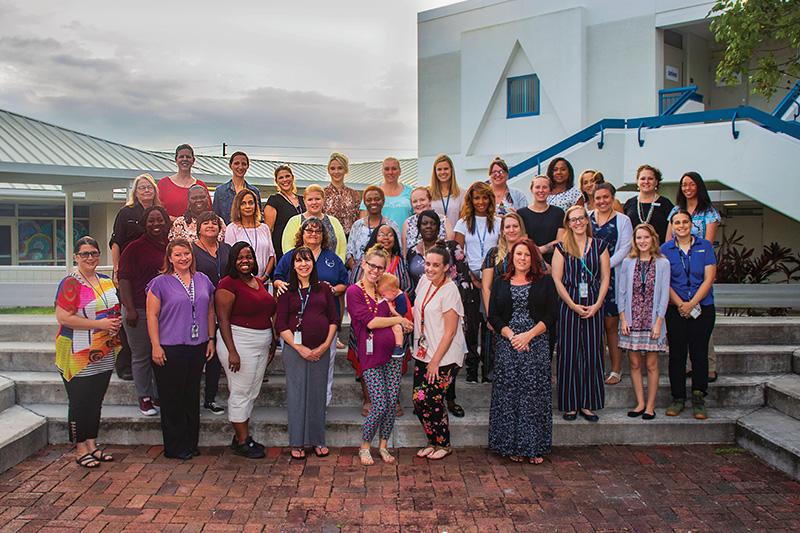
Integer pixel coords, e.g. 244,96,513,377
618,259,665,352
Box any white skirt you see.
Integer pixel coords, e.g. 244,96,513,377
216,325,272,423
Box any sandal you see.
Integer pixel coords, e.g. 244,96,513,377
361,404,371,417
314,446,329,457
395,403,404,417
358,448,374,466
337,340,346,349
510,456,523,463
416,445,435,458
378,448,395,464
76,453,100,468
530,456,544,465
604,371,622,385
90,449,113,462
427,446,452,460
291,448,306,460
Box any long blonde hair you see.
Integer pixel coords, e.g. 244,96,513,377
627,223,663,259
429,154,461,202
561,205,592,258
126,174,162,208
495,212,528,264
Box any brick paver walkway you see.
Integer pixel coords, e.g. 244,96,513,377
1,444,798,532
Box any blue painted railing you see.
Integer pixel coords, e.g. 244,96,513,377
772,81,800,121
659,86,703,115
509,106,800,179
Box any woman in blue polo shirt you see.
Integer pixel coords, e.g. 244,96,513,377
660,209,716,420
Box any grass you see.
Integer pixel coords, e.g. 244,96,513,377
715,447,750,455
0,306,55,315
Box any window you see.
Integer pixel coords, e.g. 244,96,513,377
507,74,540,118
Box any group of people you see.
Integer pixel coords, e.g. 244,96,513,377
54,145,721,468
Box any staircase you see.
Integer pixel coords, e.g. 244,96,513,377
0,315,799,478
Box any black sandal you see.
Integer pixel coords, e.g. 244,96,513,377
90,449,113,462
76,453,100,468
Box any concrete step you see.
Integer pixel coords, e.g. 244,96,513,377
27,403,754,448
0,376,14,412
712,317,800,346
5,370,774,410
793,349,800,374
766,374,800,421
0,405,48,473
736,407,800,482
0,315,59,343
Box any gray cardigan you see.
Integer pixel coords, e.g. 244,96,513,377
616,256,671,343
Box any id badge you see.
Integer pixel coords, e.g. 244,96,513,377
689,304,702,319
366,336,374,355
191,324,199,340
579,282,588,299
294,330,303,345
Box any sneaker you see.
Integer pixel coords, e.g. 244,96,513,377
692,391,708,419
139,397,157,416
465,371,478,384
665,398,685,417
204,401,225,415
391,345,404,359
231,435,265,451
234,439,265,459
481,376,492,384
152,398,160,409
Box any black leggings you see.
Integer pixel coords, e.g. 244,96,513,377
62,370,112,443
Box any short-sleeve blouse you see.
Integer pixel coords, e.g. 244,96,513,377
547,187,583,212
217,276,276,330
667,205,721,241
169,216,226,243
412,276,466,367
323,184,361,234
275,282,340,349
146,273,215,346
224,223,276,279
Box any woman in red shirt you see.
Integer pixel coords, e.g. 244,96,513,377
157,144,211,221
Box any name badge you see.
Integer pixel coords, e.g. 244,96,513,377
191,324,199,339
294,330,303,345
579,282,588,299
366,336,374,355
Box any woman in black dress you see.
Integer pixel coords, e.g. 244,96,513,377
264,164,305,260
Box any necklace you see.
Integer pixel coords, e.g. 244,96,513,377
637,194,658,225
280,191,302,214
358,280,378,316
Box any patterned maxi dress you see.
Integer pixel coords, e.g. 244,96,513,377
489,283,552,458
555,239,608,412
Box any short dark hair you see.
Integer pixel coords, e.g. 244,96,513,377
416,209,440,232
175,144,194,159
195,211,222,236
74,236,99,253
294,216,330,250
140,206,170,229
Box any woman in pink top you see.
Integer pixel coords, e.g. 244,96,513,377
157,144,212,221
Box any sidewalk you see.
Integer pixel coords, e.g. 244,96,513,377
1,444,798,531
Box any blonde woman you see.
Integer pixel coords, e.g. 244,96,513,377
580,170,623,212
401,186,453,255
552,205,610,421
429,154,465,227
264,164,305,259
110,174,162,284
323,152,361,236
282,184,347,262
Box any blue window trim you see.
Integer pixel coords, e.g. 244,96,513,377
507,74,540,118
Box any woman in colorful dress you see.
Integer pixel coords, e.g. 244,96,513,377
157,144,212,221
552,205,610,421
488,239,558,464
346,244,413,466
588,183,632,386
617,224,670,420
623,164,674,245
429,154,465,227
488,157,528,216
169,184,226,243
323,152,361,237
412,239,466,460
264,164,306,260
225,188,276,283
401,186,452,255
55,236,122,468
546,157,584,212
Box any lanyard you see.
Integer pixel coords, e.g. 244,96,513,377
358,281,378,339
367,216,384,233
296,286,311,330
637,258,652,289
442,190,451,218
578,238,594,281
77,272,111,311
387,255,400,275
679,239,693,288
197,240,221,281
242,225,258,252
281,192,302,215
476,218,488,256
420,278,445,329
173,273,197,326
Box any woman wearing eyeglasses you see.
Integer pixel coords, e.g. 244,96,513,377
552,206,610,421
346,244,413,466
488,157,528,216
55,236,122,468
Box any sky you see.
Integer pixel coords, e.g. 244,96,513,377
0,0,455,162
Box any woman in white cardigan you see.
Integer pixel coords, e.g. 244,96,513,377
617,224,670,420
589,183,632,385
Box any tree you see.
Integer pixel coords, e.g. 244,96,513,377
710,0,800,100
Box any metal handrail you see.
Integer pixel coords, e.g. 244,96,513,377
659,86,703,115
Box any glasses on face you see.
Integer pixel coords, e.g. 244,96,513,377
76,251,101,259
490,170,506,176
136,185,155,191
568,216,587,224
365,262,386,273
376,232,394,239
304,228,323,234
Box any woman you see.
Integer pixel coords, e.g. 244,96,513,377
454,182,500,384
516,175,566,267
412,239,466,460
192,211,232,415
623,164,674,245
274,217,348,407
348,223,411,416
169,184,226,243
581,171,623,213
146,238,216,460
212,151,262,226
546,157,584,212
401,186,453,255
264,164,306,260
407,210,447,288
225,189,275,282
55,236,122,468
359,157,412,229
216,242,276,458
118,206,170,416
481,212,528,312
282,184,347,262
618,224,670,420
276,247,340,459
323,152,361,237
345,244,413,466
157,144,212,220
345,185,400,270
589,183,633,385
429,154,465,227
488,157,528,216
661,210,717,420
552,206,610,421
109,173,161,381
488,239,558,464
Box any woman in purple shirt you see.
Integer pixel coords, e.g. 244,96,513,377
345,243,413,466
146,238,216,460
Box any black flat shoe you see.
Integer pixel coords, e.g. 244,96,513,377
165,451,194,460
642,412,656,420
190,449,200,457
448,404,465,418
563,412,577,421
627,409,645,418
708,372,718,383
580,411,599,422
